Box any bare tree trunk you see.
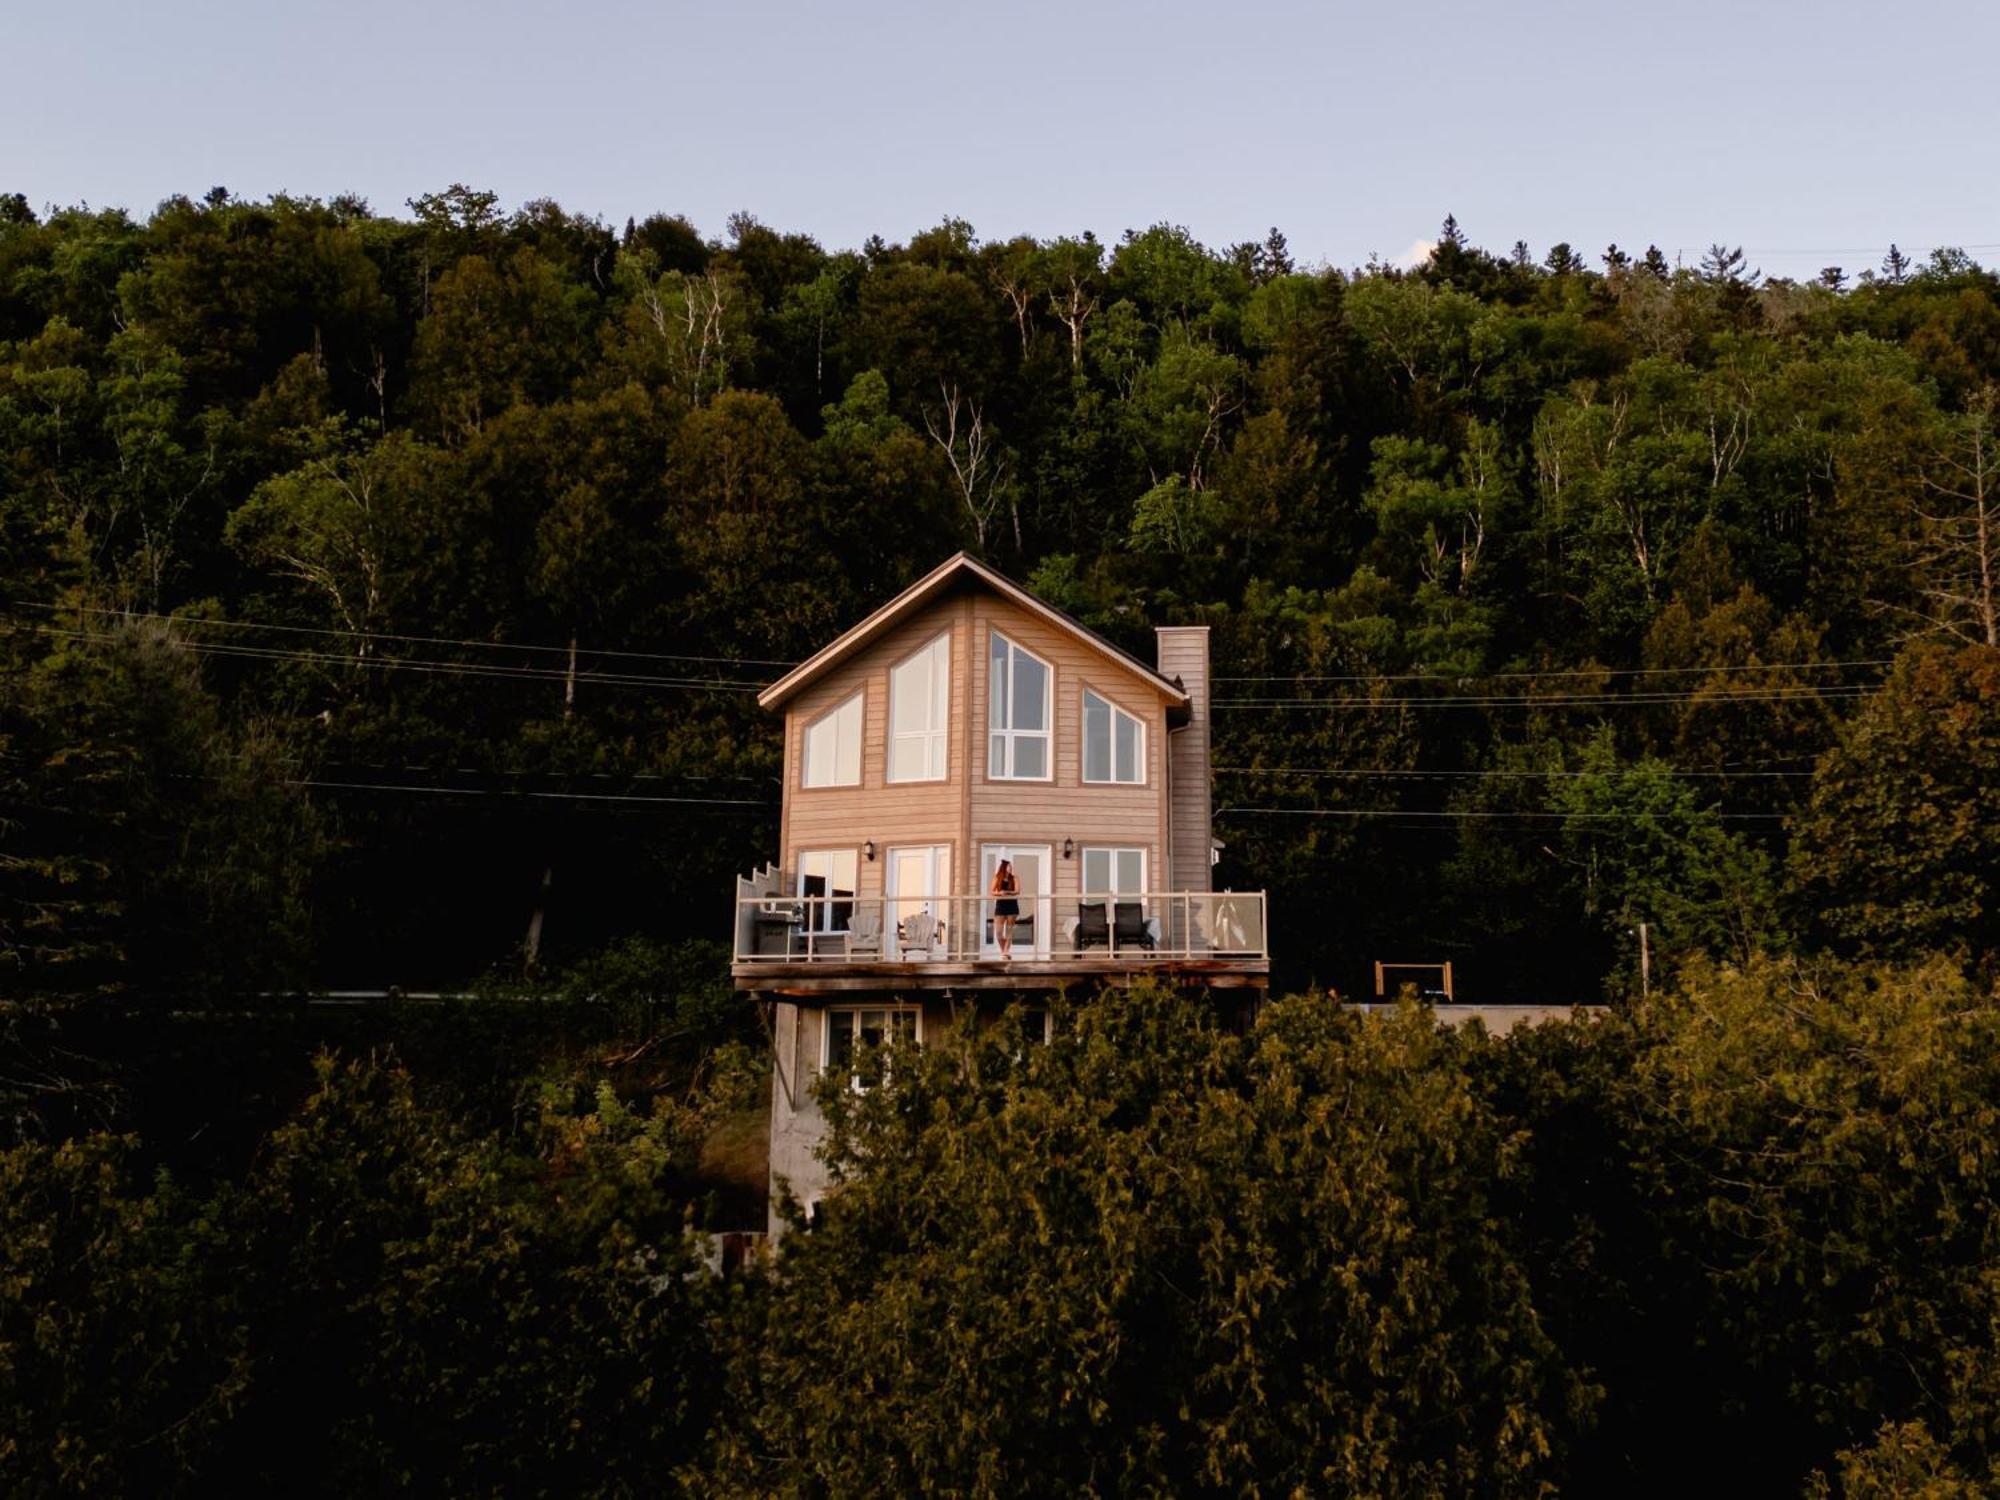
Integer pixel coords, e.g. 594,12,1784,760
1905,387,2000,646
527,634,578,971
922,381,1008,550
525,863,552,970
1050,279,1098,373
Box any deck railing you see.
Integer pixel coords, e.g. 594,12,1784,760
733,890,1268,966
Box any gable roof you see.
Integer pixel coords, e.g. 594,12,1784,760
757,552,1191,714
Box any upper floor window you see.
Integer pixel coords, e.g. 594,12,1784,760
988,632,1050,780
1082,688,1144,784
889,634,950,782
802,692,862,787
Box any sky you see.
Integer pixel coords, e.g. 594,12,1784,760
6,0,1999,283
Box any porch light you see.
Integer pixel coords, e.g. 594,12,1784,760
1062,838,1074,859
863,840,876,861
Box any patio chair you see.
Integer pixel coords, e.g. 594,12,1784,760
1075,900,1110,952
1113,901,1154,951
899,910,937,961
846,907,883,959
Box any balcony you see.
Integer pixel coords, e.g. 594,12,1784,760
731,887,1269,994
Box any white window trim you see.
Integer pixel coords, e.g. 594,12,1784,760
797,848,860,934
1016,1006,1053,1045
1081,684,1147,785
987,630,1054,782
822,1003,923,1088
801,690,863,789
887,631,951,784
1079,845,1148,899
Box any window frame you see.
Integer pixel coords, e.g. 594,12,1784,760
1081,684,1147,785
986,630,1053,782
823,1003,922,1088
800,690,863,789
887,632,951,784
1079,845,1148,899
797,848,859,935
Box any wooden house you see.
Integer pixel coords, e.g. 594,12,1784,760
733,553,1267,1229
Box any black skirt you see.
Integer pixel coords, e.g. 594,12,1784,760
994,898,1020,916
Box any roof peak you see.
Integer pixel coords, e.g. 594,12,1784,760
756,553,1189,713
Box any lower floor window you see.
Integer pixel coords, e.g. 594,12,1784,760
1081,845,1146,896
825,1005,920,1074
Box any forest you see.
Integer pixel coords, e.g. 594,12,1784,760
3,187,1999,1494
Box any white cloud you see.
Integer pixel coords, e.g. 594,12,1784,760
1394,238,1437,269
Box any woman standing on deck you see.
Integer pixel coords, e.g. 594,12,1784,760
990,859,1020,958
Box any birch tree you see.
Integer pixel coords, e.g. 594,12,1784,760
1905,385,2000,647
225,428,429,661
920,380,1011,551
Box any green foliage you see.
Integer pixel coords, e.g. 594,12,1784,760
720,986,1582,1496
0,1047,736,1497
1791,646,2000,958
1629,954,2000,1475
1551,728,1783,972
10,955,2000,1492
4,188,2000,1125
1,616,324,1010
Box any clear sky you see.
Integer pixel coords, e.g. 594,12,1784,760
7,0,1997,281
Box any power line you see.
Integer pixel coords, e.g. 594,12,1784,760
1213,766,1814,779
10,600,798,668
317,763,771,784
34,627,771,692
1214,658,1889,683
286,778,775,808
1216,687,1876,709
1219,806,1786,822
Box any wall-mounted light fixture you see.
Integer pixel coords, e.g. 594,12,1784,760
1061,837,1074,860
863,839,876,862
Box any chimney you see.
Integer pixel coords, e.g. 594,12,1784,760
1155,626,1212,895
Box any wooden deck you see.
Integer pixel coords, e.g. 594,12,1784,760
733,954,1269,996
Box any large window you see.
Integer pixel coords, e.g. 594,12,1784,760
802,692,862,787
889,634,950,782
987,632,1050,780
824,1005,920,1080
1082,688,1144,784
798,849,858,934
1081,846,1146,897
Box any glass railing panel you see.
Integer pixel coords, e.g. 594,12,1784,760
732,892,1267,963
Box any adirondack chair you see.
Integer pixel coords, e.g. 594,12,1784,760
846,907,883,958
899,910,938,961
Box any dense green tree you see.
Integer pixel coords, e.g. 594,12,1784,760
4,184,1998,1002
718,986,1582,1497
1790,645,2000,960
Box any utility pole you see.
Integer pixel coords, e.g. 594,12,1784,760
525,636,577,971
1638,921,1651,1000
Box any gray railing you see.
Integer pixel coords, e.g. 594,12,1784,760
733,890,1267,965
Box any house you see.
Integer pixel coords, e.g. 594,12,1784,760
733,552,1268,1231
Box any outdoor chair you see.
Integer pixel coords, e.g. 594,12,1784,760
1075,900,1110,952
846,907,883,959
1113,901,1155,951
899,910,937,961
